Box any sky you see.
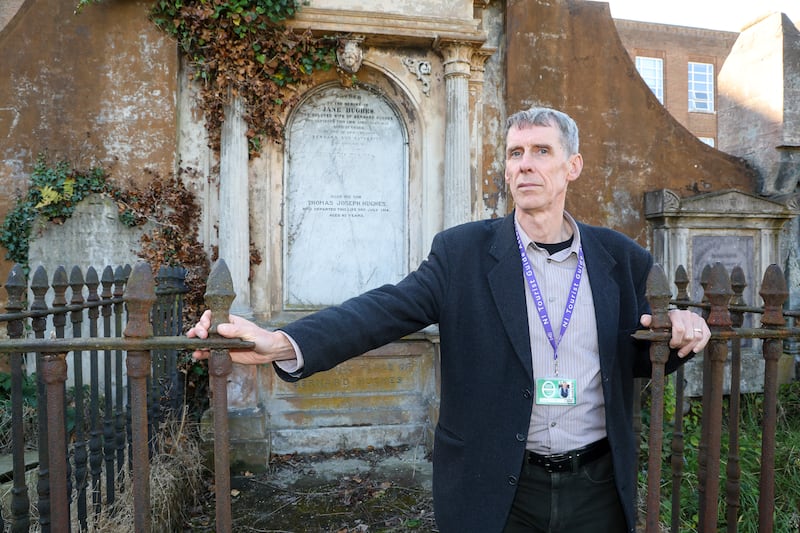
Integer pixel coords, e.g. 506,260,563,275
590,0,800,32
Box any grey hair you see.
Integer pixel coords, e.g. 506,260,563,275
506,107,580,156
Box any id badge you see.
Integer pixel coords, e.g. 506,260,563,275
535,377,577,405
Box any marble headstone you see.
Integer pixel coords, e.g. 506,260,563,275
284,86,408,308
691,235,755,296
691,234,756,333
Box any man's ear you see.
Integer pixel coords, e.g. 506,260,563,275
567,153,583,182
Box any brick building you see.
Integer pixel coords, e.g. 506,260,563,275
614,19,739,147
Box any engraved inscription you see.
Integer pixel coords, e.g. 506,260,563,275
274,357,420,396
285,86,408,308
304,195,390,219
692,234,756,338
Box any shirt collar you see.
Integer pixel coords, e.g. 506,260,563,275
514,212,582,260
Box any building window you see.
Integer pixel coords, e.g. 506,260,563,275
635,56,664,103
688,62,714,112
699,137,715,147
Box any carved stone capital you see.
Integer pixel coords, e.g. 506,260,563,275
469,46,496,84
436,40,474,78
471,46,496,71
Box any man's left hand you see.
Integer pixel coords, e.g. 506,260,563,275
640,310,711,358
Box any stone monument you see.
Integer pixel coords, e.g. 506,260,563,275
645,188,797,394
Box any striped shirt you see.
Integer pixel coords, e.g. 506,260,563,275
515,214,606,454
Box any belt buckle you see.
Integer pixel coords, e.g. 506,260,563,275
547,452,568,463
544,454,570,473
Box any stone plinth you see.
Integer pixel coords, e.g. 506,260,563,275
264,339,437,456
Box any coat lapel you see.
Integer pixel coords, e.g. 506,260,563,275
487,214,534,377
577,224,620,373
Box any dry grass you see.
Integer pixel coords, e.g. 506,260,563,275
0,402,37,454
1,408,206,531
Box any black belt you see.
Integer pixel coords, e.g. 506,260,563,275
527,438,610,473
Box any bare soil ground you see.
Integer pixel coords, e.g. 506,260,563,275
184,445,436,533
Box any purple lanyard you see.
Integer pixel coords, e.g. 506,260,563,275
515,228,584,374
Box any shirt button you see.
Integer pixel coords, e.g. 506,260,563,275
516,433,526,442
550,422,557,427
508,476,518,486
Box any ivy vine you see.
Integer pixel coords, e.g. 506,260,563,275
8,0,322,305
0,157,220,413
0,157,213,326
0,156,118,271
148,0,337,154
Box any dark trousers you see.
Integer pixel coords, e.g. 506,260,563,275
503,450,627,533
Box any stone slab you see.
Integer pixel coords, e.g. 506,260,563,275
284,85,407,308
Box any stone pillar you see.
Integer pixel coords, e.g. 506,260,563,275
469,47,496,219
439,41,474,228
218,95,252,316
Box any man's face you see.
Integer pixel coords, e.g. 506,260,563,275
504,123,583,216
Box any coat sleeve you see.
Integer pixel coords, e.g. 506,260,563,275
274,231,450,380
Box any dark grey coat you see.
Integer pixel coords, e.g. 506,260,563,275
277,212,687,532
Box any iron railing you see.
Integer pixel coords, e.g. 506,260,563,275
636,261,799,533
0,260,251,533
1,258,799,532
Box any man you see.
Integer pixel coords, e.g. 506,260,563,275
189,107,710,532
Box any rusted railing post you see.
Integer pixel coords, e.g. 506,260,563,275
700,263,733,533
41,349,69,533
670,265,690,533
644,264,672,533
113,265,128,481
30,266,51,532
205,259,236,533
66,266,88,529
697,263,712,526
101,265,117,507
51,267,73,528
6,264,30,533
85,266,104,517
758,265,787,533
725,266,746,533
123,262,157,533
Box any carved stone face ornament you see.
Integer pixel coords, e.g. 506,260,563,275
337,40,364,74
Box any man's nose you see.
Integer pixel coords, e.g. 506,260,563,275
519,152,536,172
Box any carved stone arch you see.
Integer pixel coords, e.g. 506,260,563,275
0,0,30,35
281,78,418,310
337,59,435,267
254,60,431,321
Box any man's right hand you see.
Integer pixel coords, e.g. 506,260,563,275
186,310,297,365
